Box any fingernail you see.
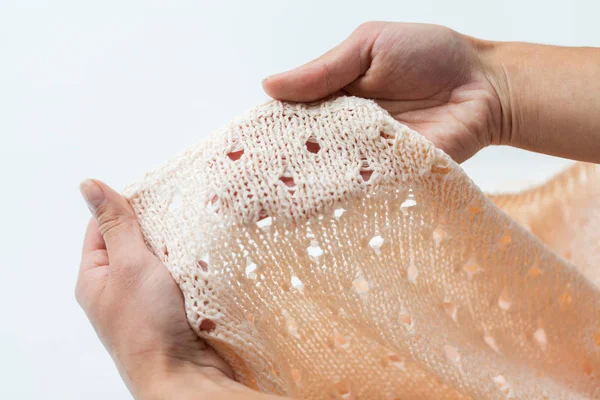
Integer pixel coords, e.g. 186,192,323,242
80,179,105,212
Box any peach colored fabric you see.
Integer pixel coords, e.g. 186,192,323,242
124,97,600,399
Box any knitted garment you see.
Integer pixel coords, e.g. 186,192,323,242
124,97,600,400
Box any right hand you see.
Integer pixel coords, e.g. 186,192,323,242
263,22,509,163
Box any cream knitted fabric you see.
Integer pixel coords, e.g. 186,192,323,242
124,96,600,400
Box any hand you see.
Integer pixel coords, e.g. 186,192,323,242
263,22,508,163
76,179,283,400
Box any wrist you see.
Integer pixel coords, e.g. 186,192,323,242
471,38,518,147
137,370,210,400
119,353,216,400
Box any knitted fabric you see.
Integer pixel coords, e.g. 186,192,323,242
123,96,600,400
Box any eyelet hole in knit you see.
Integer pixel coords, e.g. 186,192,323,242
199,318,216,332
291,275,304,292
359,157,373,182
443,301,458,322
443,344,461,365
284,311,300,338
498,288,512,311
380,130,395,146
279,170,296,191
384,353,406,370
360,170,373,182
198,318,217,332
352,275,369,295
197,260,208,272
227,149,244,161
401,194,417,210
534,328,548,350
407,264,419,284
245,259,258,280
399,312,414,331
492,375,514,397
432,226,447,246
380,130,394,140
431,164,452,175
291,368,301,385
484,333,501,353
256,210,272,229
333,208,345,218
334,379,352,398
305,138,321,154
331,329,350,349
280,176,295,187
307,243,324,259
168,190,182,212
206,194,222,214
368,235,384,252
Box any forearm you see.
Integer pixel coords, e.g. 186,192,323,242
481,41,600,162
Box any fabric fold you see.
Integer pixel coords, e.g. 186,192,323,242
124,96,600,400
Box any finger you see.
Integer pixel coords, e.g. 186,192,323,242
80,218,109,271
262,23,381,102
375,97,449,116
82,217,105,253
76,218,110,308
79,179,149,263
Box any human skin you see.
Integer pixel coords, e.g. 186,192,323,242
77,22,600,399
263,22,600,164
77,180,285,400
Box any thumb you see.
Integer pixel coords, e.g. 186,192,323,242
262,23,377,102
79,179,147,261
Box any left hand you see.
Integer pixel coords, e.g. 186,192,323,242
76,179,283,400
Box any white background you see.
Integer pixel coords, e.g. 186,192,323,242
1,1,597,398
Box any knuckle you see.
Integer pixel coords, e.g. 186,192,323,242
320,63,334,94
354,21,382,36
96,206,137,240
356,21,374,32
90,251,108,267
87,250,109,268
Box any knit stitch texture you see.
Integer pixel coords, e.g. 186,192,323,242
124,96,600,399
